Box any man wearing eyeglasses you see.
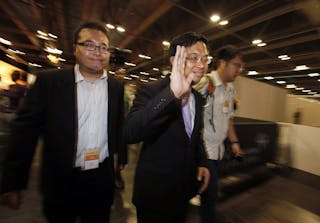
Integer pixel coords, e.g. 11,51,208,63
1,21,126,223
124,32,210,223
194,45,245,223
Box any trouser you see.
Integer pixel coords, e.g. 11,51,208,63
43,158,114,223
200,159,219,223
136,202,188,223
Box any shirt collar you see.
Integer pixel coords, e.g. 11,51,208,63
74,64,108,83
208,70,233,91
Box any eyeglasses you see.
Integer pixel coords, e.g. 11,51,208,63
76,41,110,54
185,54,212,65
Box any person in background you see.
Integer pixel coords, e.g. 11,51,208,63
124,32,210,223
0,21,127,223
8,71,28,110
194,45,245,223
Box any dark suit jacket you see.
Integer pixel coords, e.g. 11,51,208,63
125,77,208,209
1,68,126,200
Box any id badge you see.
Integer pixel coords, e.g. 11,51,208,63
83,149,100,170
223,100,230,114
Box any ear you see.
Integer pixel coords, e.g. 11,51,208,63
169,56,175,65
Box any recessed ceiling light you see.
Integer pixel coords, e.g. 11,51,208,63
281,57,291,60
278,55,288,59
294,65,309,71
149,77,158,81
124,62,136,67
140,71,150,75
276,81,286,84
138,54,151,59
318,79,320,82
116,26,125,32
248,70,258,75
130,74,139,78
286,84,296,88
219,20,229,25
152,68,159,71
308,73,320,77
210,14,220,22
295,87,304,90
252,39,262,45
0,37,12,45
162,41,170,46
106,24,115,29
257,42,267,47
302,89,311,93
264,76,274,80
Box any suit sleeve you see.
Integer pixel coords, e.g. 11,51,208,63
1,74,46,193
124,82,179,144
196,94,209,168
116,82,128,165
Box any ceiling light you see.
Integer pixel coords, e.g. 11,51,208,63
106,24,115,29
248,70,258,75
281,57,291,60
6,54,15,60
141,79,149,83
257,42,267,47
264,76,274,80
58,58,66,62
8,49,25,55
276,81,286,84
48,33,57,39
308,73,320,77
161,75,166,78
295,87,304,90
138,54,151,59
149,77,158,81
0,37,12,45
162,41,170,46
116,26,125,32
124,76,132,80
152,68,159,71
302,89,311,93
278,55,288,59
318,79,320,82
37,30,47,36
210,14,220,22
294,65,309,71
28,62,42,67
130,74,139,78
44,47,63,55
219,20,229,25
252,39,262,45
124,62,136,67
286,84,296,88
140,71,150,75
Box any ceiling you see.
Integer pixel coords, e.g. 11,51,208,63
0,0,319,100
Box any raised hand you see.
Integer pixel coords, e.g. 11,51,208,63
170,45,194,99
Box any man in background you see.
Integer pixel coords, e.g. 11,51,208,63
194,45,245,223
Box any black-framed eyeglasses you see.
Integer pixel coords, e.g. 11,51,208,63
185,54,212,65
76,41,110,54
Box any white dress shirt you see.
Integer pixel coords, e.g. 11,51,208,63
74,64,109,167
202,71,235,160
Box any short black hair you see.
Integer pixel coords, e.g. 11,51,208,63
11,71,20,82
168,32,208,57
73,21,109,44
215,45,242,62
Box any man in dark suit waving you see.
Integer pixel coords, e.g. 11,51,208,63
125,32,211,223
1,21,126,223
